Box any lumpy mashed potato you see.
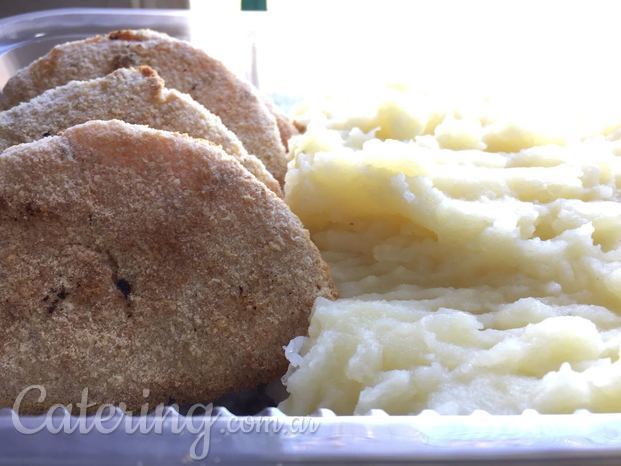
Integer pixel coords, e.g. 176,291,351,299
280,88,621,415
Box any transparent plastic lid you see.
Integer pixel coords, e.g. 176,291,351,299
0,9,192,88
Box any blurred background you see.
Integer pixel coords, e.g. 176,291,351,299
1,0,621,127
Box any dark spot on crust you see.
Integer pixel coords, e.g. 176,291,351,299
107,253,132,308
111,53,139,70
24,202,40,216
116,279,132,300
189,83,198,92
56,288,67,300
42,131,51,138
238,285,244,296
46,286,68,314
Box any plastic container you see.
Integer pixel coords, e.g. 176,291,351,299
1,8,621,466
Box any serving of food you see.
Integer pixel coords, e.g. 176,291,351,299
0,30,335,413
281,91,621,415
2,26,621,422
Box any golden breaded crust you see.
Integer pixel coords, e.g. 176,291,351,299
0,29,288,184
264,99,299,151
0,120,336,413
275,111,299,151
0,66,281,195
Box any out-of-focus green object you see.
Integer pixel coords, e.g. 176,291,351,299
241,0,266,11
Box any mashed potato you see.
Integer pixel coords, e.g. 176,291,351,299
280,88,621,415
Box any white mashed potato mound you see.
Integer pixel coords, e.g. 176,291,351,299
280,87,621,415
